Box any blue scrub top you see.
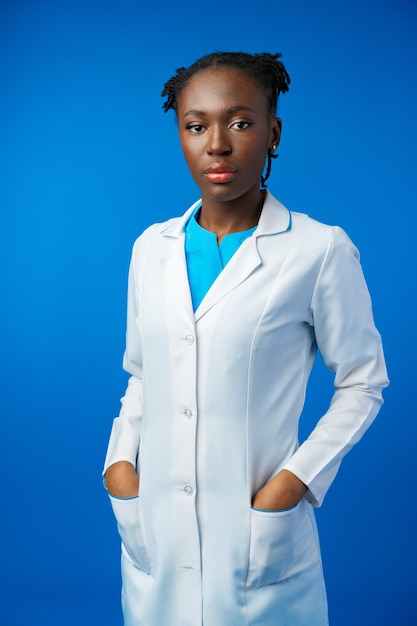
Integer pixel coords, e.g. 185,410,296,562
185,204,257,312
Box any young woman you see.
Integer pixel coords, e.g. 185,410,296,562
103,52,389,625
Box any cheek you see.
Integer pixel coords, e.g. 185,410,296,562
239,128,270,157
179,139,199,168
242,140,269,169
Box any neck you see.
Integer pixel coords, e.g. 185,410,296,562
198,188,266,244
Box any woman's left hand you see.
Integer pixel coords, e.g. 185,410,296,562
252,469,308,511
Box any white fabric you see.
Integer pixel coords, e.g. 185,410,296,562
103,192,389,625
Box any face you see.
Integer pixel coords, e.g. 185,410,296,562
177,67,281,206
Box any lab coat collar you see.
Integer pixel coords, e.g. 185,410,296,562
158,191,292,322
159,191,291,239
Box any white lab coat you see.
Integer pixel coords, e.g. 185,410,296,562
103,192,389,625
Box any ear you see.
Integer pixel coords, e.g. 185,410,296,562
270,117,282,151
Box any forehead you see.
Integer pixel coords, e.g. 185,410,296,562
177,67,270,115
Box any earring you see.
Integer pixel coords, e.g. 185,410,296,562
272,144,277,152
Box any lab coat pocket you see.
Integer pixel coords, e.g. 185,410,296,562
109,495,151,574
247,498,317,588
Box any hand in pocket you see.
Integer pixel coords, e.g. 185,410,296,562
252,469,307,511
105,461,140,498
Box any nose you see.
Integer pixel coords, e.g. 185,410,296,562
206,125,232,155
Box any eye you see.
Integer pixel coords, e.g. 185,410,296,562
230,121,253,130
185,123,205,133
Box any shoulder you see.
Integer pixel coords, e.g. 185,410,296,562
129,216,185,262
296,214,360,271
130,199,200,257
293,210,354,244
266,192,359,263
134,217,178,243
274,191,358,254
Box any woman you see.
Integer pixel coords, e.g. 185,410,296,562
103,52,389,625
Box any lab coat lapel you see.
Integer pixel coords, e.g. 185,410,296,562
194,237,261,321
157,193,292,324
194,192,292,322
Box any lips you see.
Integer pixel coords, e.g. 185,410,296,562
204,162,237,183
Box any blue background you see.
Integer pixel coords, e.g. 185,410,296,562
1,1,416,624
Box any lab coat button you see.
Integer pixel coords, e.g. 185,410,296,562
184,408,192,418
184,334,194,345
184,485,193,495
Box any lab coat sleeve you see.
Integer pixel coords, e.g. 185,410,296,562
102,248,143,481
282,226,389,507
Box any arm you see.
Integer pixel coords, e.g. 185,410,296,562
103,248,144,496
255,227,389,509
286,227,389,506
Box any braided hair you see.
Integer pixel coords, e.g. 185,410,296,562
161,51,290,115
161,52,291,187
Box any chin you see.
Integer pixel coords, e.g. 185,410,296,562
205,183,261,203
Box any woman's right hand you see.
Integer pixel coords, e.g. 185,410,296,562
105,461,140,498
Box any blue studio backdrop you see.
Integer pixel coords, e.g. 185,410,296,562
1,1,416,624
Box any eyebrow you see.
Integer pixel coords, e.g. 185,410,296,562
182,105,256,117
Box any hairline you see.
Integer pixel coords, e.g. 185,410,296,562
176,65,277,116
